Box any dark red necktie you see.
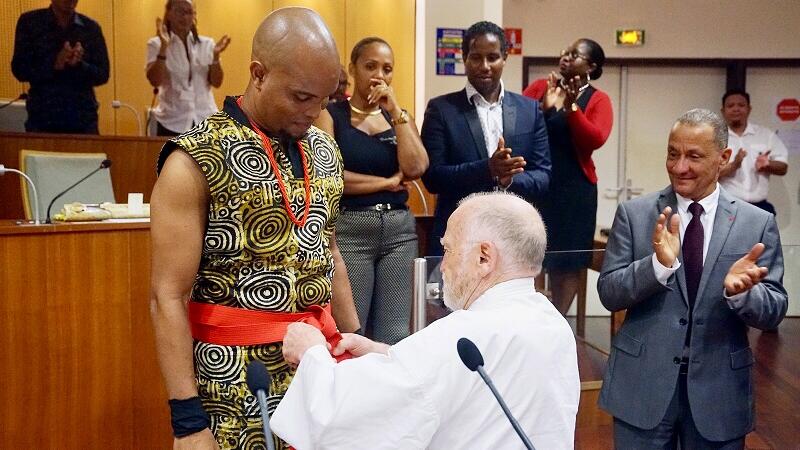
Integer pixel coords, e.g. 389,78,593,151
683,202,704,308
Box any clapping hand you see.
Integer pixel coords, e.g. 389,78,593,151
68,42,84,65
488,137,525,187
156,17,170,48
213,35,231,61
755,150,771,172
541,71,562,110
562,75,583,111
54,41,84,70
732,148,747,169
652,206,681,268
724,243,768,296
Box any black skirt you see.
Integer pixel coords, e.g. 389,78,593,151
539,178,597,271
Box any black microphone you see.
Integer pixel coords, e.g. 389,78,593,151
45,159,112,223
245,361,276,450
457,338,536,450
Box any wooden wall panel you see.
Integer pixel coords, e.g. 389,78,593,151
2,1,416,136
0,132,166,219
110,0,164,137
195,0,273,108
0,230,49,446
345,0,415,117
44,231,133,447
0,223,165,448
70,0,115,136
128,230,172,449
0,1,25,99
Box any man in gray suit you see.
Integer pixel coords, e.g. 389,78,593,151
598,108,787,449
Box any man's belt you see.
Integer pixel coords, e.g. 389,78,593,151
188,301,352,362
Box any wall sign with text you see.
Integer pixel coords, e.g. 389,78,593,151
436,28,465,76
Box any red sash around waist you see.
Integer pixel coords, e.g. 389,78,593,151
188,301,352,362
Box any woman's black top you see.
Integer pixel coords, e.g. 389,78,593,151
327,100,408,208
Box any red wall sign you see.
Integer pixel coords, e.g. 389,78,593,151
505,28,522,55
776,98,800,122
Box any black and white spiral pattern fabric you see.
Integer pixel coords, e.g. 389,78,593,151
162,114,344,449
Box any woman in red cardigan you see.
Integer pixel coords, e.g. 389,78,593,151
523,38,613,315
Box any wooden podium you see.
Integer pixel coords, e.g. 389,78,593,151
0,220,170,449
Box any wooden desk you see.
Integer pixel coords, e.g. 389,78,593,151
0,220,170,449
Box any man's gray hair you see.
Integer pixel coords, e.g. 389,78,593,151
456,192,547,274
675,108,728,150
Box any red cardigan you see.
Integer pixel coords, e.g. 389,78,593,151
523,79,613,184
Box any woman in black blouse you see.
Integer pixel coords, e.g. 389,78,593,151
315,37,428,344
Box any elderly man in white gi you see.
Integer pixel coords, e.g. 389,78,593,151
272,191,580,450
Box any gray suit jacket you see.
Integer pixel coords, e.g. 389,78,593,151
597,186,787,441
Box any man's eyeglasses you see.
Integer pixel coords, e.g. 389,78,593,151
560,49,589,61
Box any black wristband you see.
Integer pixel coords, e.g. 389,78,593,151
169,396,210,438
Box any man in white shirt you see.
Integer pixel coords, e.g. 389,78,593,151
598,109,787,448
719,89,789,215
272,191,580,450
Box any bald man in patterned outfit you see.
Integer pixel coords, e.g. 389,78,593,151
150,8,359,450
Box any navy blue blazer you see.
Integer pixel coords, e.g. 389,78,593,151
420,89,551,255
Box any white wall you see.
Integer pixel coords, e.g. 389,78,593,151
499,0,800,317
423,0,504,105
503,0,800,91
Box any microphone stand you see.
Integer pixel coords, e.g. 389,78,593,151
111,100,143,136
475,365,535,450
255,385,276,450
246,361,276,450
458,338,535,450
0,164,41,224
45,163,110,223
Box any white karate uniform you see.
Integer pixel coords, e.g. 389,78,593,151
272,278,580,449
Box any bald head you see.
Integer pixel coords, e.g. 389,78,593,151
455,192,547,274
242,7,341,140
252,7,339,71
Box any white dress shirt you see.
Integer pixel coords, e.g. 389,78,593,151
465,80,505,157
146,33,219,133
272,277,580,450
720,122,789,203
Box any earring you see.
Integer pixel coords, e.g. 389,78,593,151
587,72,591,82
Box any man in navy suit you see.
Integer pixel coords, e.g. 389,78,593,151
598,109,787,449
421,21,550,255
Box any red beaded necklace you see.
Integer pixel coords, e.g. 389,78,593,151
236,96,311,227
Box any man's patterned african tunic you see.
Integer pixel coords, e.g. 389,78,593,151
158,98,343,449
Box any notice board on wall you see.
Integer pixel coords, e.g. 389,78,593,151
436,28,465,75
